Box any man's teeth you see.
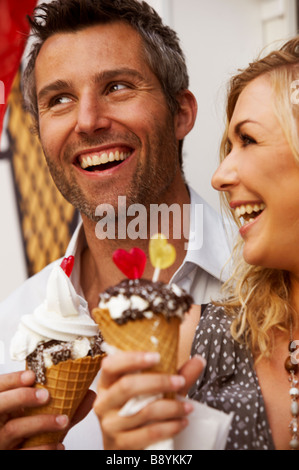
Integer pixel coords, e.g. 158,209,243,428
235,203,266,225
80,151,130,169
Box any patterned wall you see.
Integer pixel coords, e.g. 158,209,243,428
5,71,78,277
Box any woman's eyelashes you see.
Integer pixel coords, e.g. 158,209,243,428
239,133,257,147
225,131,257,154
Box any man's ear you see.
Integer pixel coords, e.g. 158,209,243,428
174,90,198,140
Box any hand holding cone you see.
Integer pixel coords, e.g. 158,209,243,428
19,257,105,448
22,354,104,448
92,235,193,396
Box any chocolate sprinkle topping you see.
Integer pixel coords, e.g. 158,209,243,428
100,278,193,325
27,333,104,384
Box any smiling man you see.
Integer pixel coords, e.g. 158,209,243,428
36,23,182,221
0,0,231,450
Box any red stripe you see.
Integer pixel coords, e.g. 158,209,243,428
0,0,38,136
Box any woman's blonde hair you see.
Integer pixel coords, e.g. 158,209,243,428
217,37,299,360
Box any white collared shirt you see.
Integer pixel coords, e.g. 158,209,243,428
0,187,232,449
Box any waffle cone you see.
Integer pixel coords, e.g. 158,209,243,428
92,308,180,375
22,354,104,448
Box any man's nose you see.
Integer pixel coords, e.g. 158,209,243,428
74,92,111,134
211,153,239,192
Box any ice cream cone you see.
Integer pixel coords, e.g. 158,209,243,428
22,354,104,448
92,308,180,375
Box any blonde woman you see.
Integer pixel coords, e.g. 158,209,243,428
92,37,299,450
189,37,299,450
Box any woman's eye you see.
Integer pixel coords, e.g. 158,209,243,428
226,138,232,154
240,133,256,147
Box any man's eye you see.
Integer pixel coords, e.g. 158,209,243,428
50,95,72,107
108,83,128,93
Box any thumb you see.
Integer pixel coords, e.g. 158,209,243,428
178,355,206,396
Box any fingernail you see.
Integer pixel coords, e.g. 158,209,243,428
184,402,194,414
194,355,207,367
56,415,69,428
35,388,49,403
144,352,160,364
181,418,189,428
171,375,186,388
21,370,35,385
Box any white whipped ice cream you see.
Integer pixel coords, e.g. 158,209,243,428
10,263,99,361
99,294,151,320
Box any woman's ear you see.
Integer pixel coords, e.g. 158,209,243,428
174,90,198,140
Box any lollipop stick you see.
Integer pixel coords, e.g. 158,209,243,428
152,266,161,283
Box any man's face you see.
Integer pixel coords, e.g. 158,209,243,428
35,22,180,221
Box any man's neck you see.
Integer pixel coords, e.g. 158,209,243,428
80,175,191,310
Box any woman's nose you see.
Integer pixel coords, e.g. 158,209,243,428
211,154,239,192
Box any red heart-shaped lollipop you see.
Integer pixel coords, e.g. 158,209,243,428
60,256,75,277
113,248,147,279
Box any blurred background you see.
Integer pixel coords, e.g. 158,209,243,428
0,0,298,301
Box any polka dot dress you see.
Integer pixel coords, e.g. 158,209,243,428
188,303,275,450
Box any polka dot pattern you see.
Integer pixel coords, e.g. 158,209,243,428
188,303,275,450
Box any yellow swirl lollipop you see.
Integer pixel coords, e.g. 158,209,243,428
149,234,176,281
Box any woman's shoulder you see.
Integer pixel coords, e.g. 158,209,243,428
190,302,238,377
199,302,234,334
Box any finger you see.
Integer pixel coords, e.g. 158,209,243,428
22,443,65,451
70,390,96,427
106,417,189,450
0,386,50,415
0,413,69,450
94,372,186,415
0,370,36,393
178,355,206,396
126,398,193,430
101,398,193,435
98,351,161,389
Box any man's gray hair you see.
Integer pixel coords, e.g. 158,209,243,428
23,0,189,124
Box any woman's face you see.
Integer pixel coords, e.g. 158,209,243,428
212,75,299,275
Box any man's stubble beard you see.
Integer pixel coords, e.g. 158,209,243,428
42,119,179,224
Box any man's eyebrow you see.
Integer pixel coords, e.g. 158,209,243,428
37,79,73,103
37,68,145,103
92,68,145,84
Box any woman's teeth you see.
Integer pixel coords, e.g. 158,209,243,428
235,203,266,225
80,150,131,170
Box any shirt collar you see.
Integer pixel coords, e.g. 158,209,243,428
64,187,233,289
171,187,233,283
64,218,85,296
